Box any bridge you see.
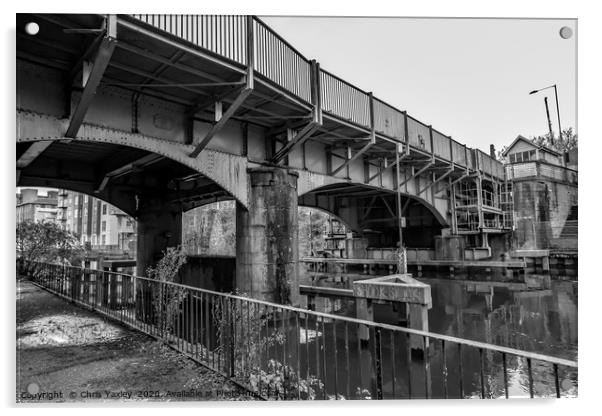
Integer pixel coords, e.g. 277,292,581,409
16,14,509,305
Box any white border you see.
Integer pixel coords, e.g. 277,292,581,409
3,1,599,415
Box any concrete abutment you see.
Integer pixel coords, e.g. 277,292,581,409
236,167,300,306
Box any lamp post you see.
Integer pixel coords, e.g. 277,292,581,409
529,84,562,145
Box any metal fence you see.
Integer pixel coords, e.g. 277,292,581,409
19,259,577,400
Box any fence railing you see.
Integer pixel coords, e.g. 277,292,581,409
131,14,249,66
126,14,505,180
320,69,371,127
252,17,313,103
20,259,577,400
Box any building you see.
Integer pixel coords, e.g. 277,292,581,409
502,135,578,251
16,187,137,254
16,188,60,223
58,191,136,252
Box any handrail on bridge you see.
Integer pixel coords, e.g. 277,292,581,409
126,14,504,180
21,259,577,400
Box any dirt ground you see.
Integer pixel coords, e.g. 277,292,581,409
16,279,256,403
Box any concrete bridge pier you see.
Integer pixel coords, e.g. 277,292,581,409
136,198,183,277
135,197,182,322
236,167,300,306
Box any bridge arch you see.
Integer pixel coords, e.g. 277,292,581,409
16,111,249,209
299,182,448,227
298,182,448,249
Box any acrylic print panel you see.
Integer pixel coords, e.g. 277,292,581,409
16,13,577,402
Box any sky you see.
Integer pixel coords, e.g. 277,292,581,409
261,16,576,153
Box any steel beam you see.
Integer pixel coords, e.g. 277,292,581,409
271,121,319,164
188,86,253,157
16,141,53,169
397,160,434,189
95,153,163,193
67,31,105,86
65,15,117,138
417,167,454,195
331,136,375,176
367,144,407,183
450,172,472,186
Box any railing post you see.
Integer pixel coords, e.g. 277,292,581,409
229,297,236,377
403,111,410,156
310,59,323,125
246,15,254,89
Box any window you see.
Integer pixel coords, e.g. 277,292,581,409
519,150,534,162
102,204,107,215
101,234,106,245
516,152,523,163
509,154,516,163
101,221,106,232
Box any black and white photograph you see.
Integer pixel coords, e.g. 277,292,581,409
6,1,596,409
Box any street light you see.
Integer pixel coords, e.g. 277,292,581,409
529,84,562,145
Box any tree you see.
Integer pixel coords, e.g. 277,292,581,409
146,246,187,339
531,127,578,153
16,220,83,274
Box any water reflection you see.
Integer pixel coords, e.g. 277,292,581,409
298,272,578,399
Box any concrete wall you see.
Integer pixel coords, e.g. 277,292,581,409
512,178,578,250
179,256,236,293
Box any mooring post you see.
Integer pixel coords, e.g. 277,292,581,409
407,303,429,353
542,256,550,272
307,295,316,311
356,297,374,346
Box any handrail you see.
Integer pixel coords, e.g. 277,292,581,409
22,259,577,399
26,260,576,369
127,14,506,180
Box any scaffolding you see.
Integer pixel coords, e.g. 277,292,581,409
452,176,506,236
500,181,515,229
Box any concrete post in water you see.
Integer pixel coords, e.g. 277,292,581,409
353,274,431,354
236,167,300,306
307,295,316,311
542,256,550,272
356,297,374,345
407,303,430,352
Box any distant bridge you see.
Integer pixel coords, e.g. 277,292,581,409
17,14,509,304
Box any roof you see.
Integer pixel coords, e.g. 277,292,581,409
502,135,562,157
17,197,58,207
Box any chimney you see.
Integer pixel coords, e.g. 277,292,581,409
490,144,496,159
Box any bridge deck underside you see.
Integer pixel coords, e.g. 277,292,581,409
17,140,233,215
17,13,508,238
17,14,504,183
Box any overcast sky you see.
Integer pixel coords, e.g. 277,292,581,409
261,16,576,153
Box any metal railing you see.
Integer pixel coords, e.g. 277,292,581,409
253,17,312,103
126,14,505,180
132,14,249,66
20,259,577,400
320,69,371,127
